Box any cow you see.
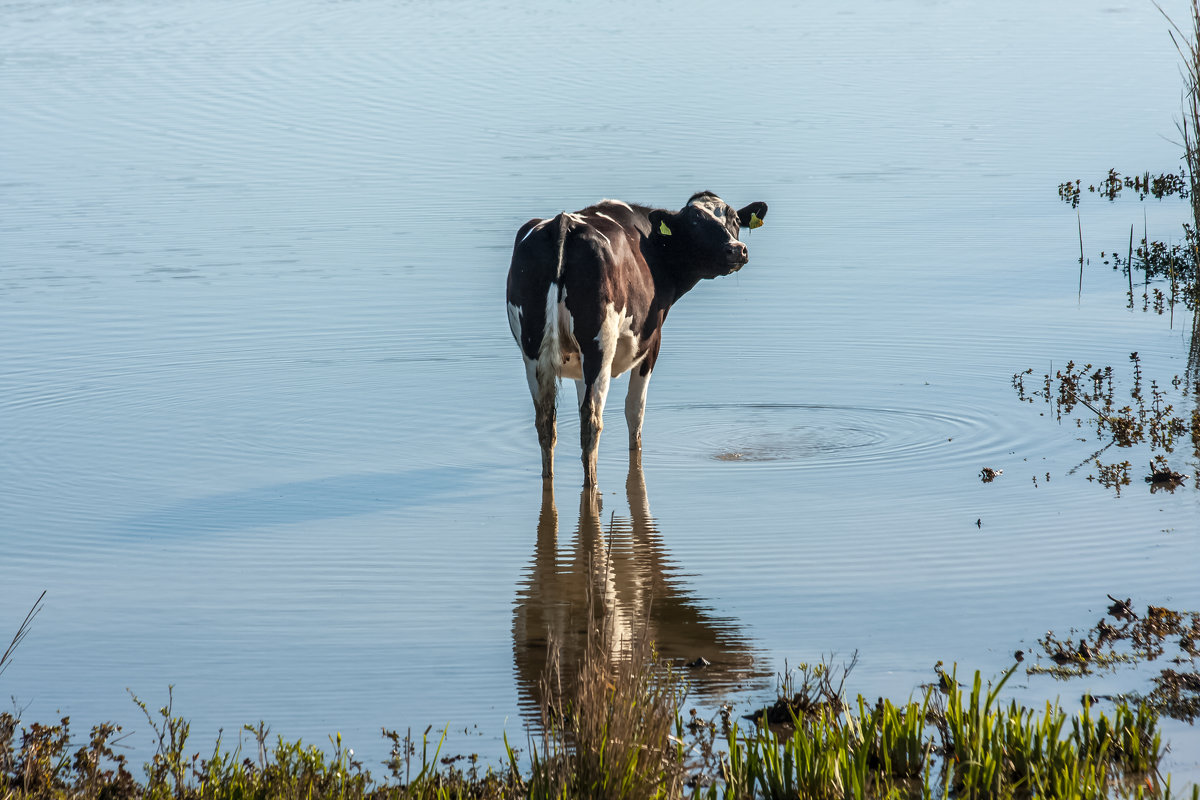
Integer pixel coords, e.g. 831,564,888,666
505,191,768,488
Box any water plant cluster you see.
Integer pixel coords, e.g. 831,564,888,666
1056,1,1200,318
1027,597,1200,725
1028,3,1200,495
1055,173,1200,313
1058,170,1191,207
1104,238,1196,314
1012,354,1200,493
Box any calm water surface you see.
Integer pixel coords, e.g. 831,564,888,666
4,0,1200,780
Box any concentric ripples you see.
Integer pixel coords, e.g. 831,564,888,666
651,402,988,471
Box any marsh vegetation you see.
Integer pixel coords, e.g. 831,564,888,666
1,614,1192,800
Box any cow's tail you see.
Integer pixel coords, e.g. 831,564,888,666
535,212,571,397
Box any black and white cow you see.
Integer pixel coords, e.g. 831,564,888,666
505,191,768,487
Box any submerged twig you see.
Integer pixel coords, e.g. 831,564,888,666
1128,223,1135,296
1078,211,1085,298
0,590,46,677
1066,440,1116,476
1061,385,1115,425
1145,209,1151,307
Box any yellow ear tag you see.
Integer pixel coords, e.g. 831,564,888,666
748,212,764,230
658,220,672,236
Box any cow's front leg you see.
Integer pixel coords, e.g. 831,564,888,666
625,365,652,451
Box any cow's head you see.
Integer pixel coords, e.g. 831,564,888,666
649,192,768,278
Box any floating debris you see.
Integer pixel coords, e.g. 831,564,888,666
1145,456,1188,489
1097,619,1120,645
687,657,712,669
1107,595,1137,622
1050,647,1078,666
930,660,962,695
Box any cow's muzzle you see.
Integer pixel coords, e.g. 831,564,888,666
724,241,749,271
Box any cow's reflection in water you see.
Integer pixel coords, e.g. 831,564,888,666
512,457,767,719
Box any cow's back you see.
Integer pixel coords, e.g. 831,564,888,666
507,204,653,366
506,216,561,363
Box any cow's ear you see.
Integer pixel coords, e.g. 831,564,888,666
737,202,768,229
648,209,676,238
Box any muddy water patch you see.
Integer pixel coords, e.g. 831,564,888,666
648,402,1007,473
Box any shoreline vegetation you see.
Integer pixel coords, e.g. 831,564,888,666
3,588,1200,800
0,633,1196,800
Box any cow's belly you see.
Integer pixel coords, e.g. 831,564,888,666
556,345,641,380
555,302,645,381
549,302,648,383
559,351,583,381
601,303,645,378
609,326,644,377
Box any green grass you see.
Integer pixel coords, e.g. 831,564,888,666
703,663,1184,800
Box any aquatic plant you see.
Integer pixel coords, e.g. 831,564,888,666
746,656,857,728
1057,170,1191,207
1028,596,1200,724
1059,3,1200,319
1012,353,1199,493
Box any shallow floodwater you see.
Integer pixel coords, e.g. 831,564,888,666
4,0,1200,781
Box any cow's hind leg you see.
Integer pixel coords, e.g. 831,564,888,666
580,378,609,488
524,356,557,479
578,317,618,489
